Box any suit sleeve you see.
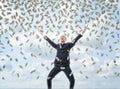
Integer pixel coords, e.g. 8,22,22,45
69,34,82,48
44,36,57,49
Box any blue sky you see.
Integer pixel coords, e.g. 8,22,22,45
0,0,120,89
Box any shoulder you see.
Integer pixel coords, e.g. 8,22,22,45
56,43,60,47
66,42,72,45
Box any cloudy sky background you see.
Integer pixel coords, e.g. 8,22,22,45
0,0,120,89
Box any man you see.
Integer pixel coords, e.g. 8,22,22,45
38,26,88,89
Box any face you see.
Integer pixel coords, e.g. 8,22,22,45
60,35,66,43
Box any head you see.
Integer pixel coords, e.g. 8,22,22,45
60,35,67,43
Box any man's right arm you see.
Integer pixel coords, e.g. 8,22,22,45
38,28,57,49
43,36,57,49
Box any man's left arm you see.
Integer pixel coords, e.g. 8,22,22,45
69,34,82,48
69,25,88,48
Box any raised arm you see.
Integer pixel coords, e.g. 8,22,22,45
38,27,57,49
69,34,82,48
44,36,57,49
69,25,88,48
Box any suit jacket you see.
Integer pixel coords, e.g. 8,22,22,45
44,34,82,67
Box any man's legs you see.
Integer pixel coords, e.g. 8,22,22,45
47,66,61,89
63,66,75,89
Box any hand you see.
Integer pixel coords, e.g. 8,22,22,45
38,27,44,36
82,24,88,34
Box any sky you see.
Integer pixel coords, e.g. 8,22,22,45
0,0,120,89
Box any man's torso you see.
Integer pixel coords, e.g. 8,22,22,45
54,43,71,67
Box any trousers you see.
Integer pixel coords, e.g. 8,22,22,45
47,66,75,89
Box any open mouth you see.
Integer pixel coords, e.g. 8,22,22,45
61,40,65,43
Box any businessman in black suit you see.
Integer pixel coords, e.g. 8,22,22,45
38,26,88,89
